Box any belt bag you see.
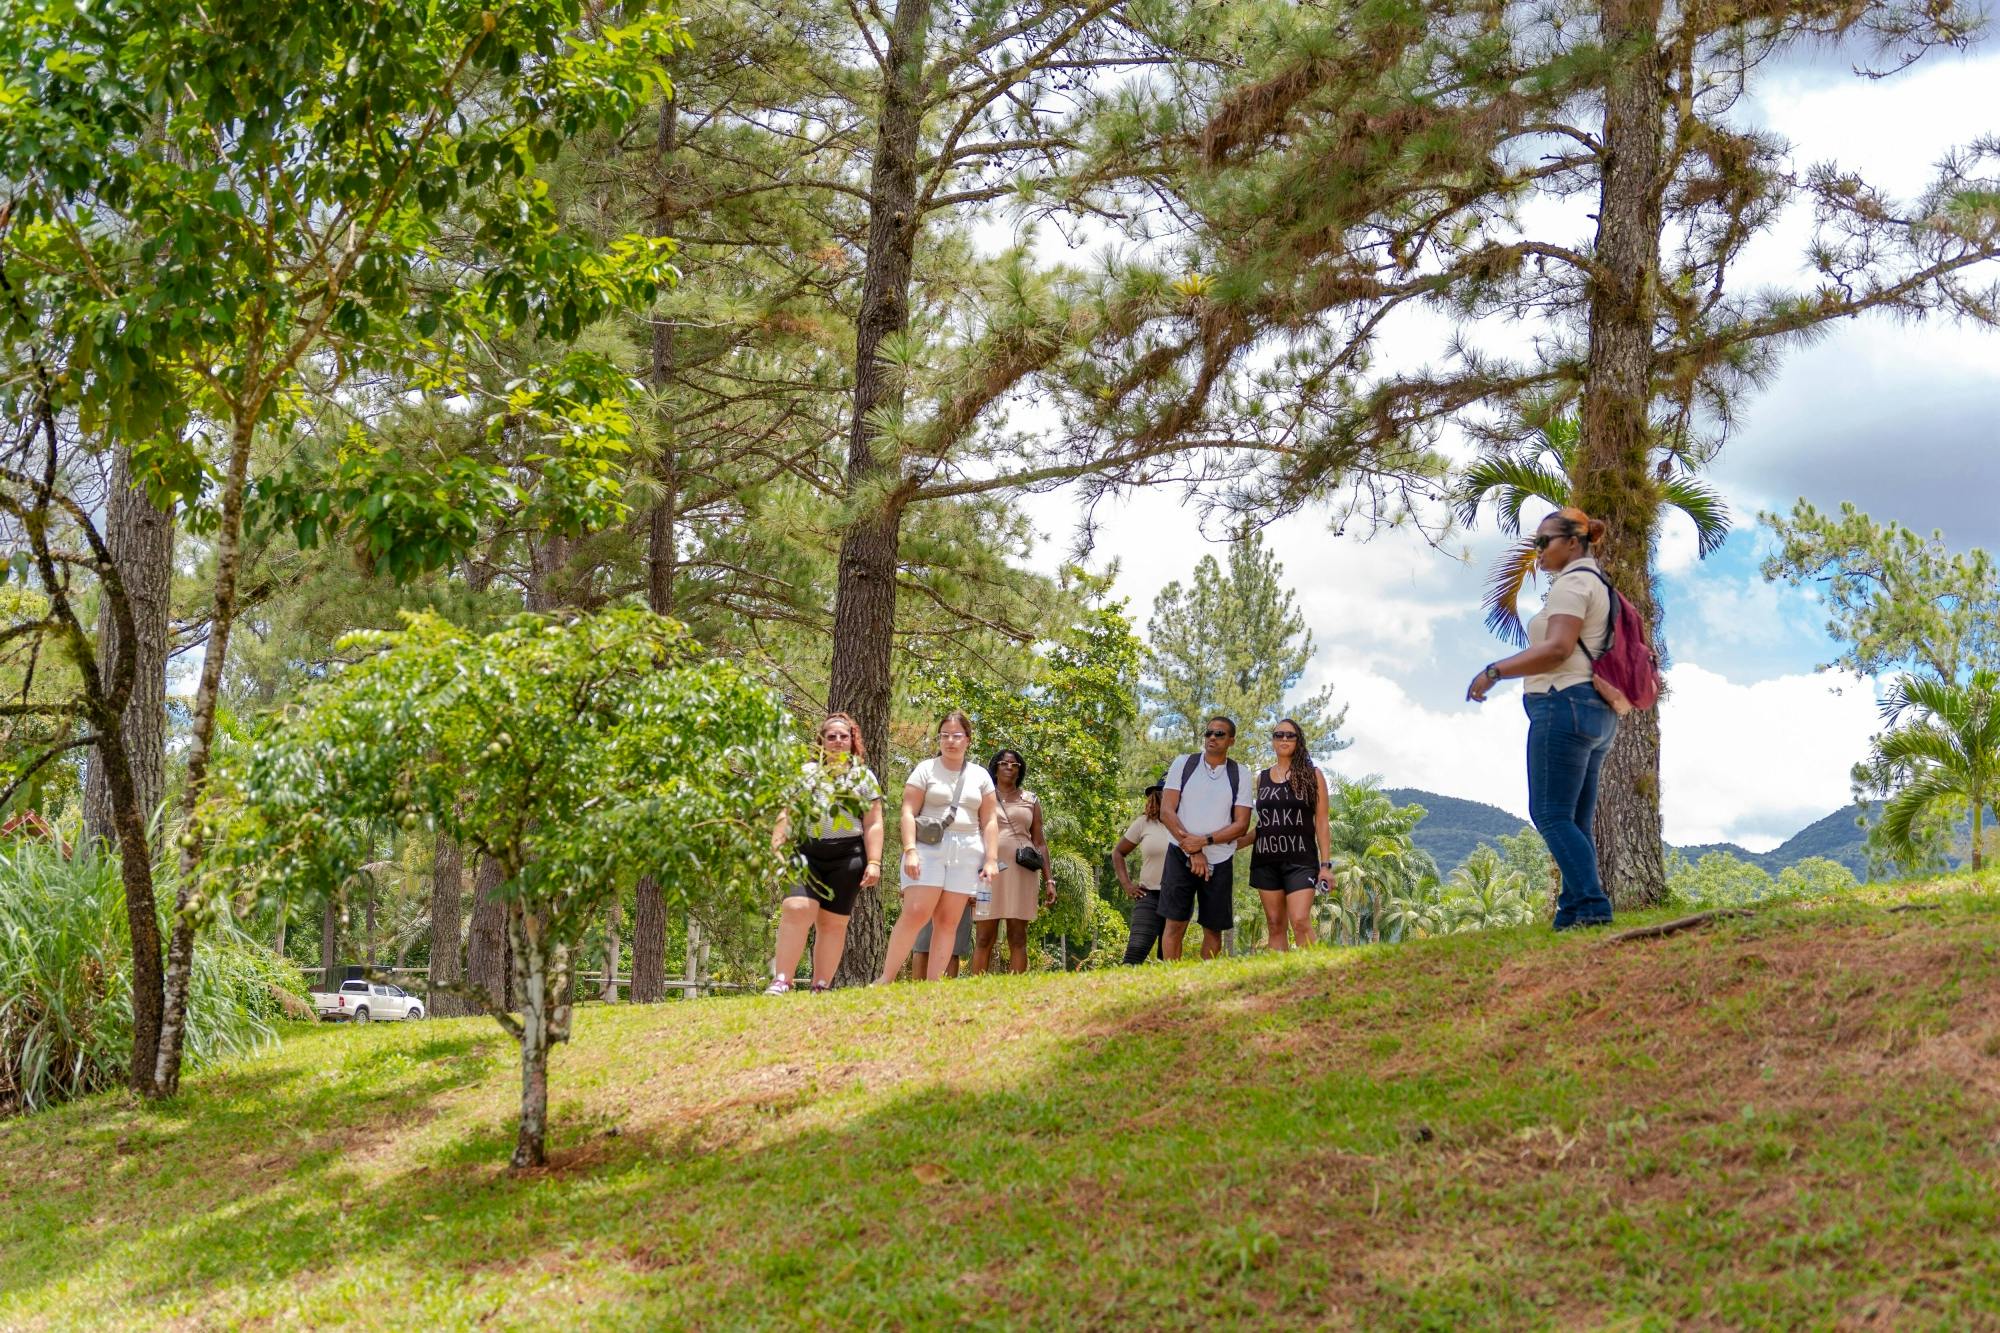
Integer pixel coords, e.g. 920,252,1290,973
913,762,969,846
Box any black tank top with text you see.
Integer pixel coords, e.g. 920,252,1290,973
1251,767,1317,869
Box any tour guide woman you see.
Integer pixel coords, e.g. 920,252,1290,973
879,711,1001,983
765,713,884,994
1465,506,1619,930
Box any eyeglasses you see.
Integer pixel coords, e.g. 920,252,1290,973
1272,731,1300,741
1203,729,1230,739
1533,533,1572,551
938,732,968,740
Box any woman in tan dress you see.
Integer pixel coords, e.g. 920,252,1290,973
972,749,1054,974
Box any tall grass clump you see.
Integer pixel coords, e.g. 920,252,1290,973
0,841,303,1114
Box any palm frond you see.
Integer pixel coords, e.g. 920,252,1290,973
1449,456,1572,534
1482,538,1539,646
1660,475,1732,557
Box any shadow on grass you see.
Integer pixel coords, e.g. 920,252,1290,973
7,901,2000,1328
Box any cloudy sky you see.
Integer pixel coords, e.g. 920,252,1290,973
1029,43,2000,850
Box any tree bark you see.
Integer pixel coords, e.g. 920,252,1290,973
1573,0,1670,911
506,902,569,1170
320,893,340,993
83,449,173,852
429,834,471,1016
273,897,287,957
630,875,667,1002
364,874,377,968
827,0,930,987
157,412,259,1095
600,895,622,1002
466,853,511,1012
629,91,683,1005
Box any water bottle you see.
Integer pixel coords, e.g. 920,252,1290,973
976,880,992,908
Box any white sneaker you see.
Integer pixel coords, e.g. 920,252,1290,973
763,978,793,996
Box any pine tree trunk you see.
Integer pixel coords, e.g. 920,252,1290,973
429,834,471,1016
629,92,682,1005
630,874,667,1002
157,412,259,1095
466,854,511,1012
828,0,930,987
1573,0,1669,911
83,448,173,851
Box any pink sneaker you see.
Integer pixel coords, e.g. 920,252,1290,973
762,978,793,996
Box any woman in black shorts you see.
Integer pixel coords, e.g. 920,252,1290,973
765,712,884,994
1246,718,1331,950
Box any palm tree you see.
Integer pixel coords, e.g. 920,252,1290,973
1320,782,1439,943
1451,417,1731,642
1441,845,1539,932
1865,671,2000,872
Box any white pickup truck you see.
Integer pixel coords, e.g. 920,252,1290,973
311,979,425,1023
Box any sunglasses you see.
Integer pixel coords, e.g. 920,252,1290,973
1272,731,1300,741
1533,533,1573,551
1204,729,1231,739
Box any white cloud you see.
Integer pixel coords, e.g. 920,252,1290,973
1658,665,1881,849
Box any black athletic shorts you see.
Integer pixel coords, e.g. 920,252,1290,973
1249,862,1317,894
786,837,867,917
1158,847,1235,932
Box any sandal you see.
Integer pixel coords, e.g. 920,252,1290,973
762,978,793,996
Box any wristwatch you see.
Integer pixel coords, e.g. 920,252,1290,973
1204,833,1215,846
1482,662,1503,683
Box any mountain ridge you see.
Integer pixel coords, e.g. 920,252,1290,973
1383,787,1871,876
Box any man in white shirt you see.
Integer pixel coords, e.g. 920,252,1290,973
1157,716,1254,960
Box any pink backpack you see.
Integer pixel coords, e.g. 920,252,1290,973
1564,567,1662,713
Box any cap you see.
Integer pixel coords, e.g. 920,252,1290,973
1143,781,1165,794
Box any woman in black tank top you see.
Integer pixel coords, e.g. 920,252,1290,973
1246,718,1331,950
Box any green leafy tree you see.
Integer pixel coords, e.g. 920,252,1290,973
1761,502,2000,685
1858,672,2000,874
1774,857,1860,898
1665,850,1774,907
0,0,685,1093
1141,528,1346,774
1452,417,1729,642
221,609,813,1167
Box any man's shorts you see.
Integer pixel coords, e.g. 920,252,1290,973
1158,846,1235,932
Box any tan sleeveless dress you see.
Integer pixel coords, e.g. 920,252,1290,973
978,789,1044,922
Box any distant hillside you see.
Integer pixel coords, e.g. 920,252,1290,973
1385,787,1872,876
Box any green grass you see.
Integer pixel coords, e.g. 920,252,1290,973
3,879,1999,1329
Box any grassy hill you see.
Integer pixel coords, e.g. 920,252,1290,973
1388,787,1874,876
3,880,1998,1328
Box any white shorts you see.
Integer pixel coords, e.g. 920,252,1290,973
902,830,985,895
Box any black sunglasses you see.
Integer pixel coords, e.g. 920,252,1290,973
1203,728,1231,739
1272,731,1300,741
1533,532,1573,551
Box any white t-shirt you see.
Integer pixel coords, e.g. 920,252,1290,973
903,757,995,837
1526,557,1613,694
1161,755,1254,864
1121,816,1173,890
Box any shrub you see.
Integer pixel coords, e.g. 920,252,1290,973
0,843,300,1114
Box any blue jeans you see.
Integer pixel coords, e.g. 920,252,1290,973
1525,684,1619,928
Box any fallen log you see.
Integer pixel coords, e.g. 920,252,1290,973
1606,908,1754,943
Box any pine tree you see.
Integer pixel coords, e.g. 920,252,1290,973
1140,529,1347,775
